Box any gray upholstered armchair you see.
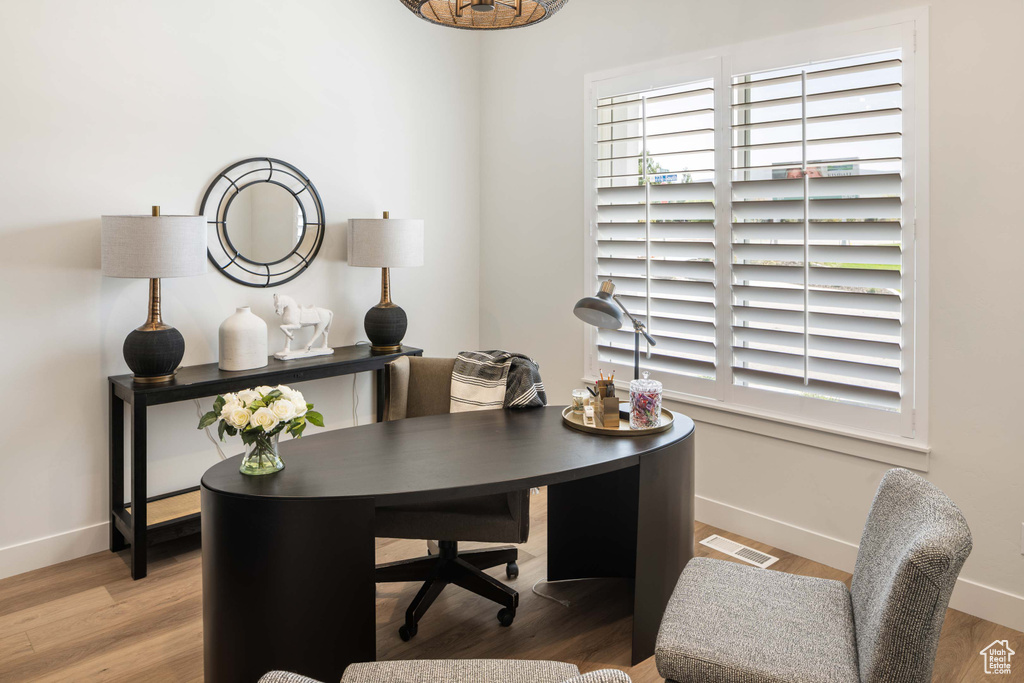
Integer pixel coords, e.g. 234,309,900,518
260,660,633,683
375,356,531,640
655,467,972,683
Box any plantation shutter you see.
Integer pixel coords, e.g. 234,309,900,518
729,52,904,412
594,78,717,380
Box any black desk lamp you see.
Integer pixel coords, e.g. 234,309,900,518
573,279,656,381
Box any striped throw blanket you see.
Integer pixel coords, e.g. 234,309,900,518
450,350,547,413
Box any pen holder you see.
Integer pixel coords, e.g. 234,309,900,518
595,379,616,399
593,394,621,428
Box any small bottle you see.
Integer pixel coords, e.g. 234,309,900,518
629,371,663,429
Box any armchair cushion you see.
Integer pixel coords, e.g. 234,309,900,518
259,673,322,683
850,468,972,683
565,671,633,683
655,557,859,683
385,356,456,421
341,659,581,683
261,664,633,683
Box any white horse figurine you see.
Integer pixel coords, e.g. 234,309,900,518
273,294,335,360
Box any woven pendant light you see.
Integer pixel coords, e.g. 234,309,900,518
399,0,568,30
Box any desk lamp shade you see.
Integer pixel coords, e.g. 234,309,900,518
101,207,207,383
573,279,624,329
574,279,656,381
349,212,424,353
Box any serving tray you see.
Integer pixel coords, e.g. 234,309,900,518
561,405,673,437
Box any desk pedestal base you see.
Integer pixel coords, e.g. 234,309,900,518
201,423,695,681
548,437,695,664
202,488,375,683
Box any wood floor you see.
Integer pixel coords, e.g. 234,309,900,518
0,488,1019,682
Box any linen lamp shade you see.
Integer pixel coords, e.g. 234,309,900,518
348,213,424,353
348,218,424,268
101,208,208,383
101,214,208,278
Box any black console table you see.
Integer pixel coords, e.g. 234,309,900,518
108,344,422,579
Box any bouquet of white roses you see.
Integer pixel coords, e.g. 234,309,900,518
197,384,324,445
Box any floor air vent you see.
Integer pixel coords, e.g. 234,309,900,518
699,534,778,569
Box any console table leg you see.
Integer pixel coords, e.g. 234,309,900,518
130,398,148,580
109,387,127,552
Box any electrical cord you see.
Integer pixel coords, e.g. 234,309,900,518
352,374,359,426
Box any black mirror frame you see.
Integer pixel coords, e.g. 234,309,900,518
199,157,326,288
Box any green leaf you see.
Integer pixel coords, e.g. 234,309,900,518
264,390,283,402
213,395,226,413
217,420,227,442
226,425,238,437
240,430,258,446
197,411,218,430
249,399,266,410
292,421,307,438
305,411,324,428
306,402,314,410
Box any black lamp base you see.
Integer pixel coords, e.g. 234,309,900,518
364,304,407,354
124,325,185,384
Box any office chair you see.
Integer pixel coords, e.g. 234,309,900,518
374,356,531,640
655,468,973,683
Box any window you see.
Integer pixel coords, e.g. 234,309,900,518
594,77,718,383
584,16,924,441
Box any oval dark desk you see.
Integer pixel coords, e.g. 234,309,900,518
201,406,695,683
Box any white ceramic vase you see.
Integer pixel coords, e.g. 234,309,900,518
219,307,269,371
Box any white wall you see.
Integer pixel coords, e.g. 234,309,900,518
478,0,1024,629
0,0,481,576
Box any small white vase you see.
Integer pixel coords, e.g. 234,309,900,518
219,307,269,371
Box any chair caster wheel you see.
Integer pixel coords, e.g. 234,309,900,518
497,607,516,627
506,561,519,579
399,623,418,641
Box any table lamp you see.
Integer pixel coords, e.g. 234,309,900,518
573,279,656,381
101,206,207,383
349,211,424,353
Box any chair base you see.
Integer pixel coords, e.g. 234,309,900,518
376,541,519,639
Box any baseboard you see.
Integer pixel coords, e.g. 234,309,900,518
0,522,109,581
696,495,1024,632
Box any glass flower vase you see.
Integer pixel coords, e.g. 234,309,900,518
239,431,284,476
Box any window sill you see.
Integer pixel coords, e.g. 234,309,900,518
581,377,930,471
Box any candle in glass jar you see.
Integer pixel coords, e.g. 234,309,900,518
571,389,587,413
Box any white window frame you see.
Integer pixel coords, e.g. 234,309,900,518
582,9,929,459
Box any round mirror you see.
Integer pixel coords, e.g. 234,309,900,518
224,183,304,264
200,158,325,288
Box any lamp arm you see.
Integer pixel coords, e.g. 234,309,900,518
612,295,656,346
